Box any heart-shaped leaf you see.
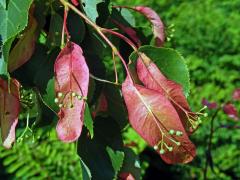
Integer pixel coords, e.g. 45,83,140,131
54,42,89,142
0,78,20,148
122,76,196,164
136,53,200,134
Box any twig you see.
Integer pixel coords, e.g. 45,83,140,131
90,73,120,86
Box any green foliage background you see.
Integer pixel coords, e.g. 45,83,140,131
0,0,239,179
117,0,240,179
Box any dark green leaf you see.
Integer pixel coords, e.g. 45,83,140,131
11,44,48,85
80,157,92,180
104,84,128,129
106,146,124,180
67,11,85,44
46,12,63,49
78,116,123,180
42,78,59,112
84,103,94,138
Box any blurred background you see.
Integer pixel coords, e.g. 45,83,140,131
0,0,239,179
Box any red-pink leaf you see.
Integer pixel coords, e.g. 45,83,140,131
8,9,38,72
111,19,141,47
54,42,89,142
0,78,20,149
136,53,198,134
122,76,196,164
232,88,240,101
119,172,135,180
71,0,79,6
223,103,238,120
131,6,165,46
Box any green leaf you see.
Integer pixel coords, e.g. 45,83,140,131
67,11,86,44
120,9,135,27
46,12,63,49
84,103,94,139
34,48,59,92
82,0,103,22
0,37,13,77
0,0,33,76
0,0,33,43
111,8,135,27
80,157,92,180
0,0,6,9
106,146,125,180
104,84,128,129
42,78,59,112
130,45,190,96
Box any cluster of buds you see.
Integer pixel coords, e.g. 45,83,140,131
20,88,35,109
186,105,208,131
54,91,87,108
166,23,175,42
153,129,183,155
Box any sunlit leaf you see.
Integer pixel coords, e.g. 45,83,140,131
119,6,164,46
130,46,190,96
54,42,89,142
136,53,200,134
122,76,196,164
